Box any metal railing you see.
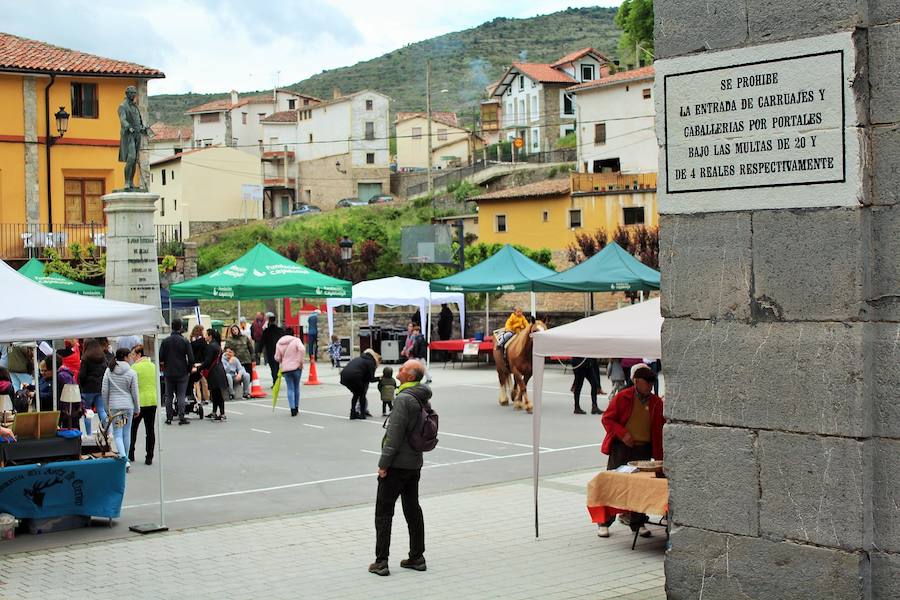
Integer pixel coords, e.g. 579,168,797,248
0,222,184,260
570,172,658,194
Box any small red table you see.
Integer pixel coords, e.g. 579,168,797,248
429,339,494,367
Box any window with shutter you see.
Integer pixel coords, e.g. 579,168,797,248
594,123,607,145
63,178,105,224
71,83,99,118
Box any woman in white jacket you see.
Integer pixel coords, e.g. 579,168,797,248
102,347,140,472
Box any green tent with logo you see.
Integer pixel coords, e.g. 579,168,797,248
429,245,555,293
168,243,351,300
17,258,105,297
532,242,660,292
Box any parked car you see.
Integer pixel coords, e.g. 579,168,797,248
336,197,369,208
290,204,321,216
368,194,395,204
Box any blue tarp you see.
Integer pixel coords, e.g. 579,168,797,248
161,287,199,311
0,457,126,519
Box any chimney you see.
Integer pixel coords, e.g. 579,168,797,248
230,89,239,105
332,88,342,100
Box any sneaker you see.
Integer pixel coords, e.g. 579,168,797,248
597,526,610,538
368,561,390,576
126,462,131,473
574,407,586,414
400,556,427,571
178,419,191,425
165,419,172,425
639,526,652,538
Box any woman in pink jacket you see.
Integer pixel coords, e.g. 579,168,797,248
274,329,306,416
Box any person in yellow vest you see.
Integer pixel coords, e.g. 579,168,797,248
129,344,159,466
498,307,528,349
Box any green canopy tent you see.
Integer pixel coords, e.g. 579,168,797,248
169,243,351,301
17,258,105,297
532,241,660,293
430,244,556,337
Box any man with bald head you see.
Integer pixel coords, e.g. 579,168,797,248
369,359,432,577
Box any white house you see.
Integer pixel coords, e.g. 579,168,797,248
491,48,610,153
148,122,193,163
569,65,656,174
150,146,261,238
186,89,321,156
259,90,391,215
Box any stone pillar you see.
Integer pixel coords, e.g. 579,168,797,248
182,241,198,280
655,4,900,599
103,192,163,316
22,76,39,224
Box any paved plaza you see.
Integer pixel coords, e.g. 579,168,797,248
0,362,666,598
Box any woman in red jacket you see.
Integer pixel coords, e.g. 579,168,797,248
597,363,664,538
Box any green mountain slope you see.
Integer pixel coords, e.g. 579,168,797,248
149,6,620,128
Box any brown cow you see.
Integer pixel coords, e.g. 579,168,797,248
493,320,547,413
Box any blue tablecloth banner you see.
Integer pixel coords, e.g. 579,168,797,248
0,458,126,519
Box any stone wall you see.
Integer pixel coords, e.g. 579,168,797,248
390,171,429,199
188,219,254,236
656,4,900,599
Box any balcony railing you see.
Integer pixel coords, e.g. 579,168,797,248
0,223,184,260
570,172,657,194
261,150,295,161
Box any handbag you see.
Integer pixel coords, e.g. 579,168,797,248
201,351,222,379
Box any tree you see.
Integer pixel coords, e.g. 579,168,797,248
566,227,609,265
615,0,654,68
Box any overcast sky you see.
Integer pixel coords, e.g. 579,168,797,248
3,1,620,96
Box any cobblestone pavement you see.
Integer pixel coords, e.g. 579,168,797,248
0,469,665,599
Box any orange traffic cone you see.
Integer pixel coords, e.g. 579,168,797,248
250,362,267,398
305,357,321,386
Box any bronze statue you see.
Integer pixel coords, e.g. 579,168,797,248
118,85,150,191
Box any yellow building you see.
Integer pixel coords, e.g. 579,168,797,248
475,174,658,251
395,112,483,171
0,32,163,258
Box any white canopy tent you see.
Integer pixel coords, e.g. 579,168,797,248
325,276,466,340
529,298,663,537
0,260,161,341
0,260,169,531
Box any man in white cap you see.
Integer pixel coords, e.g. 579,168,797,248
595,363,664,538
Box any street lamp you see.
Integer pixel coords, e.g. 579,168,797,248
49,106,69,145
339,236,354,279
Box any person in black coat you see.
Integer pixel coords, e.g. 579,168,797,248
437,304,453,341
571,357,602,415
261,313,285,382
202,329,229,421
188,325,209,403
340,349,380,420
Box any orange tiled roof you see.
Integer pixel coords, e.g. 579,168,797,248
568,65,655,92
185,98,233,114
551,47,609,67
511,62,576,85
476,178,570,201
0,32,163,78
187,90,322,114
150,122,192,141
260,110,298,123
395,111,459,128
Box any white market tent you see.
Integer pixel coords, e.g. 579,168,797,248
0,260,160,342
529,298,663,537
325,276,465,339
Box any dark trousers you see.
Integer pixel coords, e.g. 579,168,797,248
375,467,425,562
600,439,653,527
344,381,368,417
266,353,279,382
307,333,318,357
210,386,226,416
573,369,599,408
129,405,156,461
164,375,188,421
253,339,263,364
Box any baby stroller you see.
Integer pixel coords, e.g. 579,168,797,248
161,374,206,421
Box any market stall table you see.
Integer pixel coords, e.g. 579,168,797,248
429,338,494,368
0,436,81,467
587,470,668,549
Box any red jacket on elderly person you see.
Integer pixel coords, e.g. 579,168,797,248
600,386,664,461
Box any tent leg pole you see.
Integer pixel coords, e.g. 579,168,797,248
485,293,489,338
426,302,432,371
154,335,167,528
530,291,536,318
51,340,57,411
168,297,173,326
640,290,644,302
33,341,39,400
350,304,355,356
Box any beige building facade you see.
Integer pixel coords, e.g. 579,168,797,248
395,112,482,170
150,146,261,237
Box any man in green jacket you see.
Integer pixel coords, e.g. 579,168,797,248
369,359,431,577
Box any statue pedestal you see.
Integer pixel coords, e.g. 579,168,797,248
103,192,163,313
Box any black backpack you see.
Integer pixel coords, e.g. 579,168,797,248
408,397,439,452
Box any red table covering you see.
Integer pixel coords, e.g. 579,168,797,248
429,339,494,353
